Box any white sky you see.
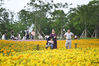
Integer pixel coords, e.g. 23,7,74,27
3,0,91,13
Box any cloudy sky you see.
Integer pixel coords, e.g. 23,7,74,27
3,0,91,13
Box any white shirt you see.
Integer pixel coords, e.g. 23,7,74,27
48,41,54,44
11,34,14,38
45,35,49,38
2,34,5,40
18,34,21,39
22,36,26,40
64,32,74,39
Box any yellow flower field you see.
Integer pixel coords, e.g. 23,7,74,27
0,39,99,66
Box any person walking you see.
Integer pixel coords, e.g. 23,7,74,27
64,29,74,49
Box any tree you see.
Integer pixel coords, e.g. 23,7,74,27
18,0,68,38
0,0,23,38
67,0,99,38
51,10,67,39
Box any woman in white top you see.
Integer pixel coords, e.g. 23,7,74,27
2,34,6,40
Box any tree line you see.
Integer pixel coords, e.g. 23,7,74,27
0,0,99,39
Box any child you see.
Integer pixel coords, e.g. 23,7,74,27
46,38,54,49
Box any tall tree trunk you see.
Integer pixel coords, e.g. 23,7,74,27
95,29,97,38
95,17,99,38
85,29,87,38
60,28,63,40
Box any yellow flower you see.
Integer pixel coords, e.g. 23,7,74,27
0,39,99,65
4,49,7,54
11,49,14,52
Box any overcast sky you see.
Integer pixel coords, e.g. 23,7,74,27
3,0,91,13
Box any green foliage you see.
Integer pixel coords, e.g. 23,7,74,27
51,10,67,35
18,0,68,37
0,0,99,39
67,0,99,36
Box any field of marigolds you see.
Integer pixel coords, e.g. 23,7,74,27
0,39,99,66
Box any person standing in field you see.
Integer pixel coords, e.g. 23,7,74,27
31,30,35,40
50,29,57,49
17,33,21,40
26,30,29,40
2,33,6,40
64,29,74,49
